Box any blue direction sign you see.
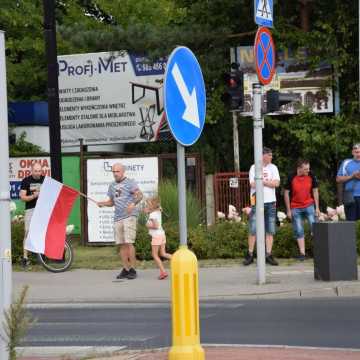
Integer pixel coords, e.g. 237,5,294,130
254,27,276,85
164,47,206,146
255,0,273,28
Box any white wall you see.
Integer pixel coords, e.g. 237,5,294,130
13,126,49,152
12,126,125,153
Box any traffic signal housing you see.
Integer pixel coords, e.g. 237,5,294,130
266,89,298,113
222,70,244,111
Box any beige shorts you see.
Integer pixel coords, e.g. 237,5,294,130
151,234,166,246
24,208,34,235
114,216,137,245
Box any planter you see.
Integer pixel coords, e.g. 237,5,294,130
313,221,358,281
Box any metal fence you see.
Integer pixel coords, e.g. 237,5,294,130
214,172,250,217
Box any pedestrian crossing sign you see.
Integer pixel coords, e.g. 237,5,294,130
255,0,273,28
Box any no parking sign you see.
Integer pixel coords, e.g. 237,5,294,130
254,27,276,85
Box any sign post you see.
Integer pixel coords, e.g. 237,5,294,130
253,26,276,284
164,46,206,360
232,111,240,171
0,30,12,360
253,83,266,285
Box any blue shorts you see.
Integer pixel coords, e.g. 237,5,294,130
249,202,276,236
291,204,315,239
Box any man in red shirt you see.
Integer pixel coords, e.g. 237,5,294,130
284,159,320,260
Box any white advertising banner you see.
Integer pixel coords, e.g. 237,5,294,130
58,51,168,146
9,157,51,199
86,157,159,243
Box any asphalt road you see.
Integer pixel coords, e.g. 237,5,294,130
23,298,360,349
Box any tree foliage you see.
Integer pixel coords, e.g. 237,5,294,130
2,0,360,207
9,132,43,156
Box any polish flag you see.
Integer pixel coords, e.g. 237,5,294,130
25,176,79,260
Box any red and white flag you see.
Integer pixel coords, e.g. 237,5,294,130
25,176,79,260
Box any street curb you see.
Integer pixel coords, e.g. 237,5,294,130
17,346,127,359
18,343,360,358
23,285,360,308
203,344,360,352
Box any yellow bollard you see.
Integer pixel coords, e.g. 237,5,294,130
169,245,205,360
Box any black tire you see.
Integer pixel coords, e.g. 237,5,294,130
37,240,74,273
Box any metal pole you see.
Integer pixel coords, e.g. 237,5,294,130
232,111,240,172
334,76,341,115
79,139,86,246
177,143,187,246
359,0,360,111
253,83,266,285
43,0,62,182
0,30,12,360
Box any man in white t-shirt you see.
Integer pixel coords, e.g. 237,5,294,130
243,147,280,266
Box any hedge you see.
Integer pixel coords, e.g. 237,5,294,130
134,220,360,260
11,219,360,263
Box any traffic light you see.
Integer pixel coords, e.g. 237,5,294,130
266,89,299,113
222,70,244,111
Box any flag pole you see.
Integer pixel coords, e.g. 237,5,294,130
77,191,98,205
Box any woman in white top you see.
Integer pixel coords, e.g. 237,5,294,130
144,196,172,279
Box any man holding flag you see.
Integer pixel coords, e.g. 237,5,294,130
97,163,143,280
20,163,45,268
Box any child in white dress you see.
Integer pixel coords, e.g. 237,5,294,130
145,196,172,279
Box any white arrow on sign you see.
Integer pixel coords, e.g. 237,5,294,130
171,63,200,128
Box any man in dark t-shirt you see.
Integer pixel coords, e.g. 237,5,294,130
19,163,45,268
284,159,320,261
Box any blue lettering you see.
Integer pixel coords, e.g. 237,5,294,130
58,60,68,73
98,56,113,73
98,56,127,73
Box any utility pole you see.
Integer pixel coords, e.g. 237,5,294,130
232,111,240,171
0,30,12,360
43,0,62,181
253,83,266,285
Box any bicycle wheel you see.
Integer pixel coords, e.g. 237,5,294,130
37,241,74,273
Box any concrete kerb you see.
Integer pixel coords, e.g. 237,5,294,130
17,346,127,359
17,344,360,360
14,265,360,307
23,284,360,310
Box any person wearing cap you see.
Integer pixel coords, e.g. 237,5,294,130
243,147,280,266
336,143,360,220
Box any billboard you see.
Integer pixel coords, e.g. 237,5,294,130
86,157,158,243
9,157,51,199
58,51,169,146
231,46,334,115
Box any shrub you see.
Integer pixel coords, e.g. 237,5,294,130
2,285,36,360
134,224,152,260
206,221,248,259
188,225,210,259
272,223,298,258
135,219,360,261
356,220,360,254
135,221,180,260
158,180,202,228
11,220,25,264
11,220,37,264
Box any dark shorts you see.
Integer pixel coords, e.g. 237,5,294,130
345,196,360,221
